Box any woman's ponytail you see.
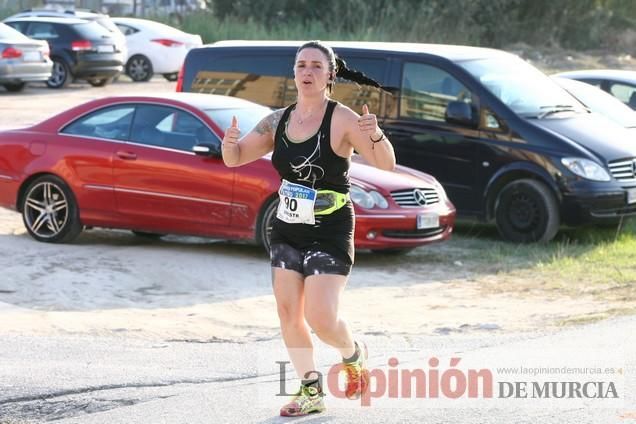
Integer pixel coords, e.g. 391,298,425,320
335,57,383,89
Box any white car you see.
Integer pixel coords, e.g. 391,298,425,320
112,17,202,82
552,76,636,129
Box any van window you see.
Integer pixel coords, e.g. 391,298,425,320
339,57,387,84
190,55,293,107
400,63,472,121
331,56,387,114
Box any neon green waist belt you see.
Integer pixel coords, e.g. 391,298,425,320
314,190,350,216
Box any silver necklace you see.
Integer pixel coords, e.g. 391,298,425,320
295,99,327,125
295,109,314,125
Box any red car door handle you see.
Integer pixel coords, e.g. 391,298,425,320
116,151,137,160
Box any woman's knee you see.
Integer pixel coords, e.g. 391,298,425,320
276,301,304,326
304,308,337,335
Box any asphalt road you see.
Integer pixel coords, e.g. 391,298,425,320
0,315,634,423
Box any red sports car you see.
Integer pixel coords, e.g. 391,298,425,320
0,93,455,252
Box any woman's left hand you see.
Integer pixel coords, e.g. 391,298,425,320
358,104,382,139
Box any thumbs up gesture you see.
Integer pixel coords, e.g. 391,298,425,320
357,104,381,139
223,116,240,147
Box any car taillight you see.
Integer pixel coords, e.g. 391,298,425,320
151,39,184,47
175,63,184,92
71,40,93,51
2,47,22,59
42,43,50,58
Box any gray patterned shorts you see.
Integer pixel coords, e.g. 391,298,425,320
270,243,352,277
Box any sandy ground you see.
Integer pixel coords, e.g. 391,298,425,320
0,77,629,344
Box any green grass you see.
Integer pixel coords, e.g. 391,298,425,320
443,218,636,301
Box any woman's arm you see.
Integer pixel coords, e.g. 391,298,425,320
342,104,396,171
222,109,284,167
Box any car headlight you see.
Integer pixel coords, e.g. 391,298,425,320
350,186,388,209
369,190,389,209
561,158,610,182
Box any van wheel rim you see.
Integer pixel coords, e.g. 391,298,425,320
508,193,538,230
24,182,69,238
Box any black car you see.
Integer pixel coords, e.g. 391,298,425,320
3,17,124,88
179,41,636,243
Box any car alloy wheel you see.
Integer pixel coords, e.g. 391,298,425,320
47,59,70,88
22,175,82,243
126,55,153,82
257,197,278,253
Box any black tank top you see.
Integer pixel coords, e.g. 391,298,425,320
271,100,350,193
269,100,355,265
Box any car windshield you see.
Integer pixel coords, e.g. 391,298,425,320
459,56,585,118
0,22,29,40
204,107,270,133
554,77,636,128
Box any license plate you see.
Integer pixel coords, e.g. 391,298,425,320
97,45,114,53
627,188,636,204
22,51,41,62
417,213,439,229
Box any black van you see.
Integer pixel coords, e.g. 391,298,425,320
179,41,636,242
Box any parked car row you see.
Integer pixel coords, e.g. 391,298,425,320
1,8,201,90
3,36,635,247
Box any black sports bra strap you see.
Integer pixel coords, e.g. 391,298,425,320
319,100,337,134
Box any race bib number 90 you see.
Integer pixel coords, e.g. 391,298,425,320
276,180,317,225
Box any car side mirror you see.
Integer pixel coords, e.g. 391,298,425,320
193,143,220,157
445,101,478,128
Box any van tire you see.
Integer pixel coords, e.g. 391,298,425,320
256,197,278,253
494,179,559,243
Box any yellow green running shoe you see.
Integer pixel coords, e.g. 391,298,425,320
279,385,325,417
343,341,369,400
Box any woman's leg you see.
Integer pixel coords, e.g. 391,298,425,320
303,274,356,359
304,273,369,400
272,267,317,381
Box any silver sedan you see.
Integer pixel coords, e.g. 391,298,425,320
0,22,52,92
